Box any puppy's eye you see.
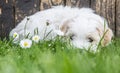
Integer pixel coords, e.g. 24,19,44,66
88,37,94,43
70,34,75,40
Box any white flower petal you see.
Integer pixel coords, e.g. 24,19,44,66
32,35,40,43
13,32,19,39
54,30,64,36
19,39,32,49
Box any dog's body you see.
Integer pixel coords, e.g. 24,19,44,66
10,6,113,51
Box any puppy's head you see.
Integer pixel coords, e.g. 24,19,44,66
60,17,113,51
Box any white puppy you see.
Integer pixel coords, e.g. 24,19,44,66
10,6,113,51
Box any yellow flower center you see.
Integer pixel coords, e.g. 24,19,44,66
13,34,17,38
24,42,29,47
34,37,38,40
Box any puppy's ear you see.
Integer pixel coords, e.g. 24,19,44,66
60,20,72,36
102,28,113,46
96,27,113,46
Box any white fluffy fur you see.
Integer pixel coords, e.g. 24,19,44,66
10,6,113,52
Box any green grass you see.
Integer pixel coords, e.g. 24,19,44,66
0,37,120,73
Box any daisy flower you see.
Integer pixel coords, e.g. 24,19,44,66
13,32,19,39
54,30,64,36
32,35,40,43
19,39,32,49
